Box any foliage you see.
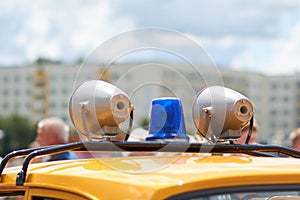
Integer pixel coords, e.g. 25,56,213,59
139,117,149,129
34,57,62,64
0,113,36,156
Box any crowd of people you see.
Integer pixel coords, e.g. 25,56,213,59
235,120,300,150
3,116,297,164
32,116,300,151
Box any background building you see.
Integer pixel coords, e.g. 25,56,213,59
0,63,299,145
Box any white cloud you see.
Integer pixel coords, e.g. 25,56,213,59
2,0,300,75
112,0,300,38
263,22,300,74
0,1,134,65
229,21,300,75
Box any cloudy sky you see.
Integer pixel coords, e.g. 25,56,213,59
1,0,300,75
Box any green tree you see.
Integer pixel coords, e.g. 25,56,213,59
0,113,36,156
34,57,62,64
139,117,149,130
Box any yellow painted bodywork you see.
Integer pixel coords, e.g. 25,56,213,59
1,154,300,199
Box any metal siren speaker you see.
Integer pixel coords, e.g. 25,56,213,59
192,86,254,141
69,80,134,140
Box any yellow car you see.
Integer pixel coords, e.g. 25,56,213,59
1,83,299,199
0,141,299,200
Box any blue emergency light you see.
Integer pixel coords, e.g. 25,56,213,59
146,97,189,141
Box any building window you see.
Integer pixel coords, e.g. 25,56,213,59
14,102,20,109
283,96,289,102
25,102,31,109
26,75,32,82
270,121,276,129
50,102,56,109
26,89,31,96
14,75,20,82
2,103,9,110
51,75,57,81
63,73,68,80
126,73,132,80
297,82,300,88
270,96,276,102
50,88,56,95
62,88,68,95
3,76,9,82
62,115,68,122
271,83,277,90
14,89,20,96
113,74,119,81
284,82,289,89
270,109,277,115
62,102,68,108
3,89,9,96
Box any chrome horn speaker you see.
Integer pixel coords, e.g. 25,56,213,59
69,80,134,141
192,86,254,142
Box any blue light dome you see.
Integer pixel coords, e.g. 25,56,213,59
146,97,189,141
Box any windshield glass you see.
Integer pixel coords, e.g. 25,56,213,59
167,185,300,200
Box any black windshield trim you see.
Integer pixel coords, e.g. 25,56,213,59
166,184,300,200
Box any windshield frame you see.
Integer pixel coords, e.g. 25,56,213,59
166,184,300,200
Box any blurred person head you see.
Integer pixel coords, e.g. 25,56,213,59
29,140,40,148
36,117,69,146
234,121,258,144
289,128,300,150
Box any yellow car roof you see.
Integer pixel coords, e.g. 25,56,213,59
2,153,300,200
